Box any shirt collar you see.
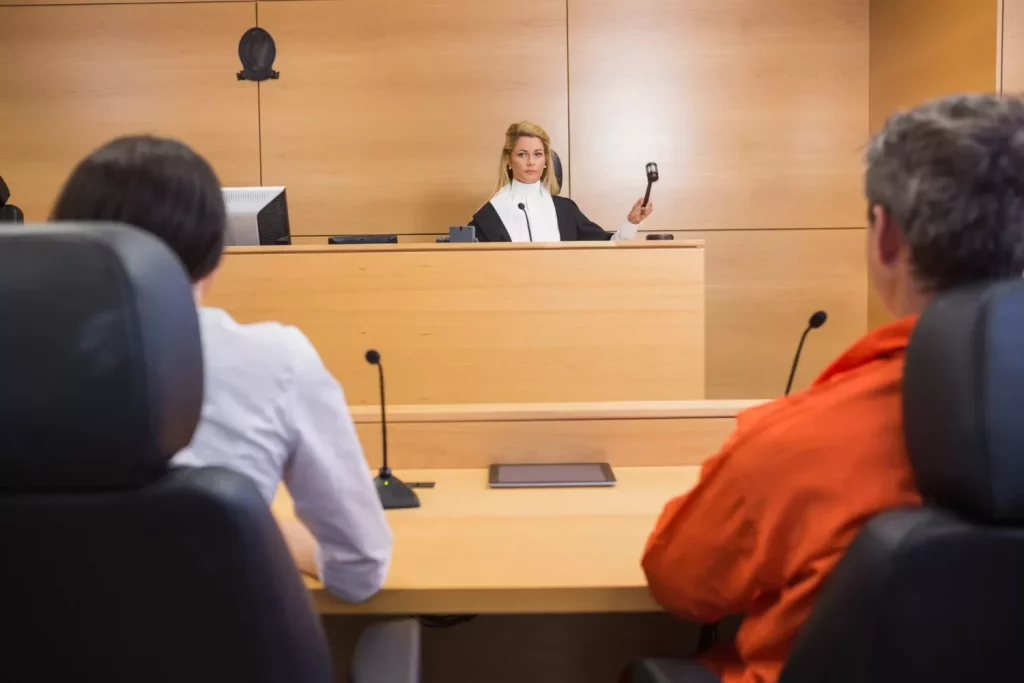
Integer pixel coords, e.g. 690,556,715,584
509,179,545,201
813,315,918,386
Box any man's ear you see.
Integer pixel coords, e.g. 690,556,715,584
870,204,903,267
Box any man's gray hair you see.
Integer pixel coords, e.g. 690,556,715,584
866,94,1024,291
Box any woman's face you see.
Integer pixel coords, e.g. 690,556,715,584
509,136,546,184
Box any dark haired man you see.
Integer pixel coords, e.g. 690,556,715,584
52,135,392,603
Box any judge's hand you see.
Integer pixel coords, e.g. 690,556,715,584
628,198,654,225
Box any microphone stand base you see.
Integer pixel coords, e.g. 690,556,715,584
374,474,421,510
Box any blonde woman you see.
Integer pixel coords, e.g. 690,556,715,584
469,121,654,242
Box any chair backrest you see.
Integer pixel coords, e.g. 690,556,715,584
0,224,332,683
779,280,1024,683
552,150,563,194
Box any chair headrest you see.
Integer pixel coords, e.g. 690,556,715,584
904,280,1024,522
0,224,203,490
551,150,563,194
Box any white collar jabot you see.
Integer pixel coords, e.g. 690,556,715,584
489,180,561,242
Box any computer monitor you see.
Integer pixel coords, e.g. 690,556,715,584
222,186,291,246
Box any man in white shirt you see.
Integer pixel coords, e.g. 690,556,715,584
51,135,392,603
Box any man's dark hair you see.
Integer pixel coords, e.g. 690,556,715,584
866,94,1024,292
51,135,225,282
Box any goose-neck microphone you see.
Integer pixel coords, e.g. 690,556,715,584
784,311,828,396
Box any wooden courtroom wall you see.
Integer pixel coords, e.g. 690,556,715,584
0,3,261,221
256,0,570,237
568,0,869,396
1003,0,1024,92
0,0,872,398
866,0,1000,327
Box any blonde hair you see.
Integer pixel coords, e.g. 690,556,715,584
493,121,561,196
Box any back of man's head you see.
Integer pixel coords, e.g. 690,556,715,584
867,95,1024,300
51,135,225,283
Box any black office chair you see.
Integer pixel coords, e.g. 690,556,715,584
0,174,25,223
634,279,1024,683
0,223,419,683
552,150,563,193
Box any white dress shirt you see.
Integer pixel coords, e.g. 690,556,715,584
172,307,392,603
489,179,640,242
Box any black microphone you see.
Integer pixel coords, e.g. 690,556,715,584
642,163,659,208
517,202,534,242
784,311,828,396
365,350,420,509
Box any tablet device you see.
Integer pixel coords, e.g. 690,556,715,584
488,463,616,488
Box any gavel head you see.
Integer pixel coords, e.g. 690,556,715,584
645,163,660,183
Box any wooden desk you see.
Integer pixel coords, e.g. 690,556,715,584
349,399,760,469
206,241,705,405
273,466,700,615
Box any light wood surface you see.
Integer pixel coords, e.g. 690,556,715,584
869,0,998,123
611,229,868,397
1002,0,1024,92
257,0,569,236
566,0,867,232
350,400,758,469
869,0,1000,328
288,228,869,398
206,242,705,405
347,399,759,422
0,3,261,221
686,228,867,397
273,466,700,615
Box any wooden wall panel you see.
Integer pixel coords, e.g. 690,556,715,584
871,0,998,127
0,3,260,222
207,243,705,405
0,0,221,5
1003,0,1024,92
257,0,569,237
682,228,868,398
868,0,999,327
567,0,868,233
285,229,867,399
350,407,743,469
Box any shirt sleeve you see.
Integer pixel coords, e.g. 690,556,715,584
279,332,393,603
641,428,764,623
610,220,640,241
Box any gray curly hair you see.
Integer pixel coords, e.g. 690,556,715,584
866,94,1024,292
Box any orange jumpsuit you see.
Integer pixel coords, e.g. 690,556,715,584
643,317,923,683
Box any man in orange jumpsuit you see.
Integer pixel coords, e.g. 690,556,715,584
643,94,1024,683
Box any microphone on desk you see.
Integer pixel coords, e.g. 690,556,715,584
365,349,421,509
517,202,534,242
784,310,828,396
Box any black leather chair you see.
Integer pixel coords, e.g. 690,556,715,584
0,223,418,683
0,174,25,223
634,279,1024,683
552,150,563,193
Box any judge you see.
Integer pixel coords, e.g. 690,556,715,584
469,121,653,242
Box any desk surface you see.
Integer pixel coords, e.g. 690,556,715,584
273,466,700,615
228,240,705,255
